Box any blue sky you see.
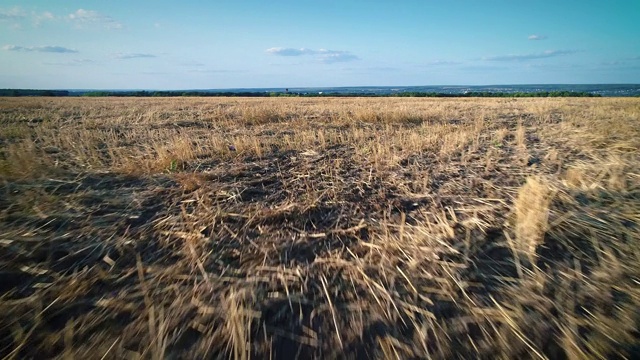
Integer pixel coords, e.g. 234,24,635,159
1,0,639,89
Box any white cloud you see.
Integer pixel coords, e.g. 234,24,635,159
483,50,574,61
33,11,55,26
112,52,157,59
528,34,548,40
0,7,56,28
266,47,359,63
68,9,123,29
3,45,78,53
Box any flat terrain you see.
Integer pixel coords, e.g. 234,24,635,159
1,97,639,359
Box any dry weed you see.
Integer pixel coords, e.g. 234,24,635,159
513,177,555,257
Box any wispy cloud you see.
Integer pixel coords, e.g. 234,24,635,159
426,60,462,66
68,9,122,29
321,51,359,63
528,34,548,40
187,68,240,74
483,50,574,61
0,7,25,20
266,47,359,63
266,47,316,56
341,66,400,74
600,61,625,66
364,66,400,72
459,65,510,71
526,63,584,70
3,45,78,53
592,62,640,72
180,61,206,67
43,59,96,66
594,60,640,72
599,56,640,66
113,53,156,59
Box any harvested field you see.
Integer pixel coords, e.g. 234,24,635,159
1,97,639,359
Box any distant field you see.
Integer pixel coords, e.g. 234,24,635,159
1,97,639,359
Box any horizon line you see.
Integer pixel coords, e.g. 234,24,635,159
3,83,640,92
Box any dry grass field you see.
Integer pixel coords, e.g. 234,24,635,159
1,96,639,359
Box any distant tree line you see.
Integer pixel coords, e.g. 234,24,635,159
389,91,602,97
0,89,70,96
1,89,602,98
82,90,275,97
80,90,603,98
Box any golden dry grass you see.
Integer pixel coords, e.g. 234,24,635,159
0,96,639,359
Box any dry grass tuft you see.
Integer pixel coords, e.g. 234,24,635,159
513,177,555,257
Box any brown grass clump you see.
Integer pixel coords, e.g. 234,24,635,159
513,177,555,257
0,96,639,359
